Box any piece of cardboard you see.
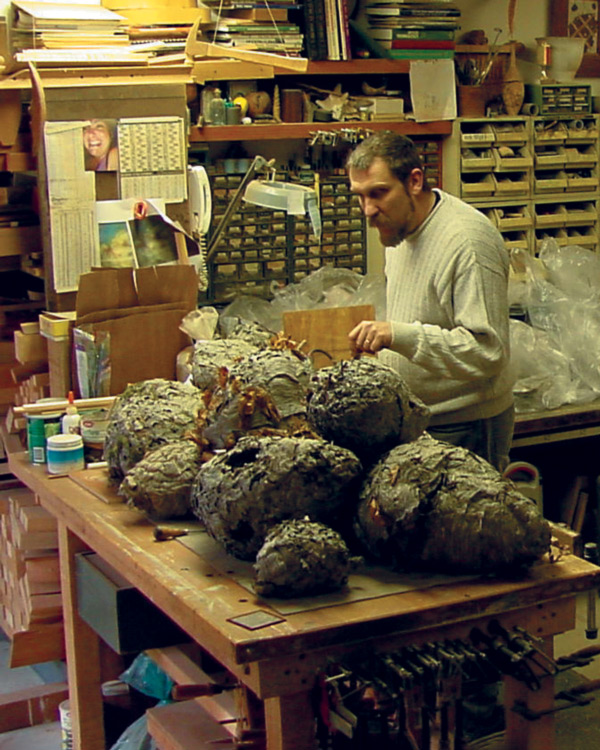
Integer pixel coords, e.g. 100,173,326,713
75,266,197,395
13,330,47,365
283,305,375,369
47,337,71,398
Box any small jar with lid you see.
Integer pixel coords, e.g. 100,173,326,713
46,434,85,475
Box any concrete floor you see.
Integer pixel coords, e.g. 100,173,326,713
0,636,64,750
1,593,600,749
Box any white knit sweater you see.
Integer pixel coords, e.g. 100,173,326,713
379,189,514,425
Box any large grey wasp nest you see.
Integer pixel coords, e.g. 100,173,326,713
306,357,430,464
190,338,259,392
103,378,205,484
191,434,362,560
254,518,352,598
355,433,551,574
203,348,315,448
118,439,206,520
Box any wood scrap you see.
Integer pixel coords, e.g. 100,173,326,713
0,487,63,655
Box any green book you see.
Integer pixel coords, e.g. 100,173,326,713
370,27,455,40
386,48,454,59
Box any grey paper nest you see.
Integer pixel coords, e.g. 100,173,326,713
306,357,430,464
203,348,315,448
103,378,205,484
355,433,551,575
190,338,259,392
118,439,205,520
253,518,352,598
191,434,362,560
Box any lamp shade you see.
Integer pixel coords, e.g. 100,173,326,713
244,180,314,214
244,180,321,238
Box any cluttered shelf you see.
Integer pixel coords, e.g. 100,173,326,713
190,118,453,142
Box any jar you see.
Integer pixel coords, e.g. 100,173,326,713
209,89,226,126
46,434,85,475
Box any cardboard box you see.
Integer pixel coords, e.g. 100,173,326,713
46,337,72,399
13,330,47,365
74,266,197,395
39,311,76,340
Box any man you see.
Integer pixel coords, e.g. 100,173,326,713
347,131,514,471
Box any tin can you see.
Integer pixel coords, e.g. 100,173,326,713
27,411,62,464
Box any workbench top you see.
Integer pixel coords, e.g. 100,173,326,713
8,452,600,679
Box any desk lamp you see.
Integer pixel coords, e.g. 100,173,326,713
205,155,321,262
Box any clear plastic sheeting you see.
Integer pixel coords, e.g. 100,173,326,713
510,240,600,412
218,266,387,337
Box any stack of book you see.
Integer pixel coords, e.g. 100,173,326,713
198,0,304,57
301,0,351,61
365,0,460,60
9,0,134,60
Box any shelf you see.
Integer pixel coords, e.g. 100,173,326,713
273,59,411,76
190,119,452,142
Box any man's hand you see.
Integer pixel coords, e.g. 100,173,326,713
349,320,392,354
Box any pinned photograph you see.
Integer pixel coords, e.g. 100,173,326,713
96,199,181,269
83,118,119,172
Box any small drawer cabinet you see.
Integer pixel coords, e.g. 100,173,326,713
444,115,600,257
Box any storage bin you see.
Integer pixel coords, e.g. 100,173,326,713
75,551,186,654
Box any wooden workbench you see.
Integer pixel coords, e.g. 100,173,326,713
8,450,600,750
513,400,600,448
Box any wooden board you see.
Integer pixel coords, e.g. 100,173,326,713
68,467,122,505
147,698,233,750
282,305,375,369
9,622,65,667
0,682,68,732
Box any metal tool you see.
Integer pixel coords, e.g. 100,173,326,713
584,542,599,639
512,678,600,721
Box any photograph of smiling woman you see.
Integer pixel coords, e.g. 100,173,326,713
83,118,119,172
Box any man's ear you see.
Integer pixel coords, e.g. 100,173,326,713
406,167,425,196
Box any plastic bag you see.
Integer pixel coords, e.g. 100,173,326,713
119,653,173,701
509,319,588,412
108,715,157,750
108,653,174,750
539,239,600,301
218,268,384,338
521,241,600,394
179,307,219,341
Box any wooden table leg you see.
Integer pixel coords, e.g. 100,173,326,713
58,522,106,750
264,691,317,750
503,636,555,750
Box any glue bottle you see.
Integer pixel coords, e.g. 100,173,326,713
61,391,81,435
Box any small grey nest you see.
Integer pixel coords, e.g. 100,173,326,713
190,338,259,392
104,378,205,484
203,348,315,448
254,518,351,598
219,318,275,348
118,439,205,520
355,433,551,575
306,357,430,464
191,434,362,560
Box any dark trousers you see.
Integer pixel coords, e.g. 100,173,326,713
427,404,515,472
